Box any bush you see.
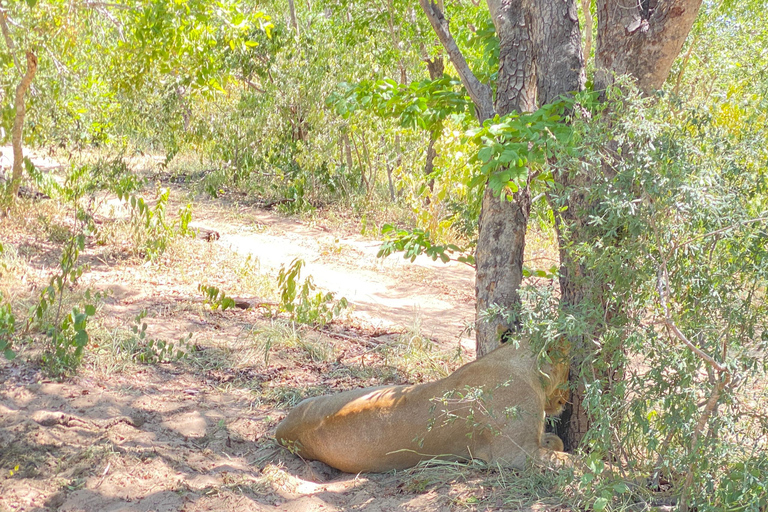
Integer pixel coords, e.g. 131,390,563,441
521,86,768,511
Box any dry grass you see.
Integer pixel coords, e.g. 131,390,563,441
0,157,580,512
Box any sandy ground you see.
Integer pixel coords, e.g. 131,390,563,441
193,206,477,353
0,149,563,512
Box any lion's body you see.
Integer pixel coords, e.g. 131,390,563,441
275,342,568,473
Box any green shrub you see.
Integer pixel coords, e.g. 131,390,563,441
277,258,348,327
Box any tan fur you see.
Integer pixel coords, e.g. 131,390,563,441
544,382,570,417
275,342,569,473
541,432,565,452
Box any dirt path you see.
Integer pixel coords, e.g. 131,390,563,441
189,202,477,355
0,153,565,512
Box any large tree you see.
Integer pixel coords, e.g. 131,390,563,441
420,0,704,448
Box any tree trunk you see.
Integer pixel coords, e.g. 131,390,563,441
475,0,537,357
423,56,444,192
526,0,588,452
541,0,703,451
424,133,438,183
529,0,585,105
421,0,705,453
9,51,37,198
595,0,703,93
287,0,299,37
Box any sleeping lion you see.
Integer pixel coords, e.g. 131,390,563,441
275,341,569,473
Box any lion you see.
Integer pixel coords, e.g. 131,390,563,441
541,432,565,452
545,380,570,417
275,341,569,473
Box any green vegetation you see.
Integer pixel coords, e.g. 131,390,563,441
276,258,348,327
0,0,765,510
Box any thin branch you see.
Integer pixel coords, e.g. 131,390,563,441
236,75,266,93
175,86,192,132
9,51,37,198
42,43,70,76
0,3,22,77
80,2,133,10
418,0,495,122
679,373,730,512
92,5,125,41
287,0,299,37
656,264,728,373
670,216,768,255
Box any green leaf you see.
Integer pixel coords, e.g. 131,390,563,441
85,304,96,316
74,330,89,347
498,150,518,164
5,349,16,360
464,173,484,190
478,146,493,163
593,497,608,511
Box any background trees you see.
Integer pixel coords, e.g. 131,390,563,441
0,1,766,510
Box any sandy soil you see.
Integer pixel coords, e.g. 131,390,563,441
192,204,477,353
1,357,514,512
0,149,562,512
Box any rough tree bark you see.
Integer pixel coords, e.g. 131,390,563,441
9,51,37,198
595,0,704,93
421,0,538,357
474,0,537,357
540,0,703,450
527,0,588,452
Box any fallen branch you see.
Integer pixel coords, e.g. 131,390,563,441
195,227,220,241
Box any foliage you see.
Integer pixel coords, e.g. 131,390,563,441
125,187,193,260
377,223,474,265
198,283,236,311
276,258,348,327
0,292,16,361
518,85,768,511
467,99,579,197
127,310,191,364
327,76,472,135
32,233,99,377
0,0,765,507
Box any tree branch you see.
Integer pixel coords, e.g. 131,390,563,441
656,263,728,373
0,3,22,77
418,0,495,122
80,2,133,10
9,51,37,198
595,0,704,93
670,216,768,255
237,75,266,93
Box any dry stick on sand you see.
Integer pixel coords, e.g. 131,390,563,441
9,51,38,197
